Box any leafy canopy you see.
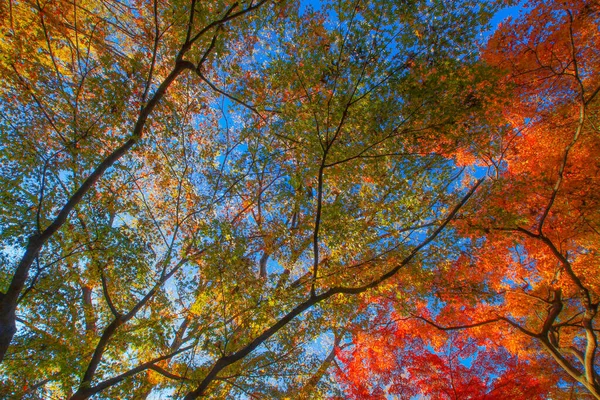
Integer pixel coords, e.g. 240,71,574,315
6,0,597,399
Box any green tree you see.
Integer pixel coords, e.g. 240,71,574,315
0,0,499,398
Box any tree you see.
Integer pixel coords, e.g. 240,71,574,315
0,0,503,398
0,0,275,361
335,0,600,397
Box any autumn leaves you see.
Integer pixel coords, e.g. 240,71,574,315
1,0,599,398
336,0,600,398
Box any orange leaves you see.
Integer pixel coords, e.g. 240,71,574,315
478,0,600,290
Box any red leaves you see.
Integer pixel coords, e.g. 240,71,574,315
336,313,556,399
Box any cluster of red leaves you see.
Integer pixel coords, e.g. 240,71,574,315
334,313,557,399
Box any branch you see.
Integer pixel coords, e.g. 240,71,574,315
297,333,341,396
311,162,327,297
540,288,563,336
184,0,197,44
0,62,188,354
180,0,269,56
582,310,599,387
497,316,538,338
148,364,189,381
196,68,263,119
538,11,586,234
182,178,484,398
539,336,586,391
71,343,195,399
79,256,192,390
100,268,121,319
331,178,485,295
410,314,501,331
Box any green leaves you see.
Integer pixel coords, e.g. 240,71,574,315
0,0,505,398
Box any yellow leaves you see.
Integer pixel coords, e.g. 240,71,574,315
1,0,105,81
146,369,162,385
190,292,211,316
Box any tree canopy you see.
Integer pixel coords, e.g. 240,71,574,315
0,0,599,398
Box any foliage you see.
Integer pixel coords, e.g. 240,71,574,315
335,0,600,398
0,0,503,398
